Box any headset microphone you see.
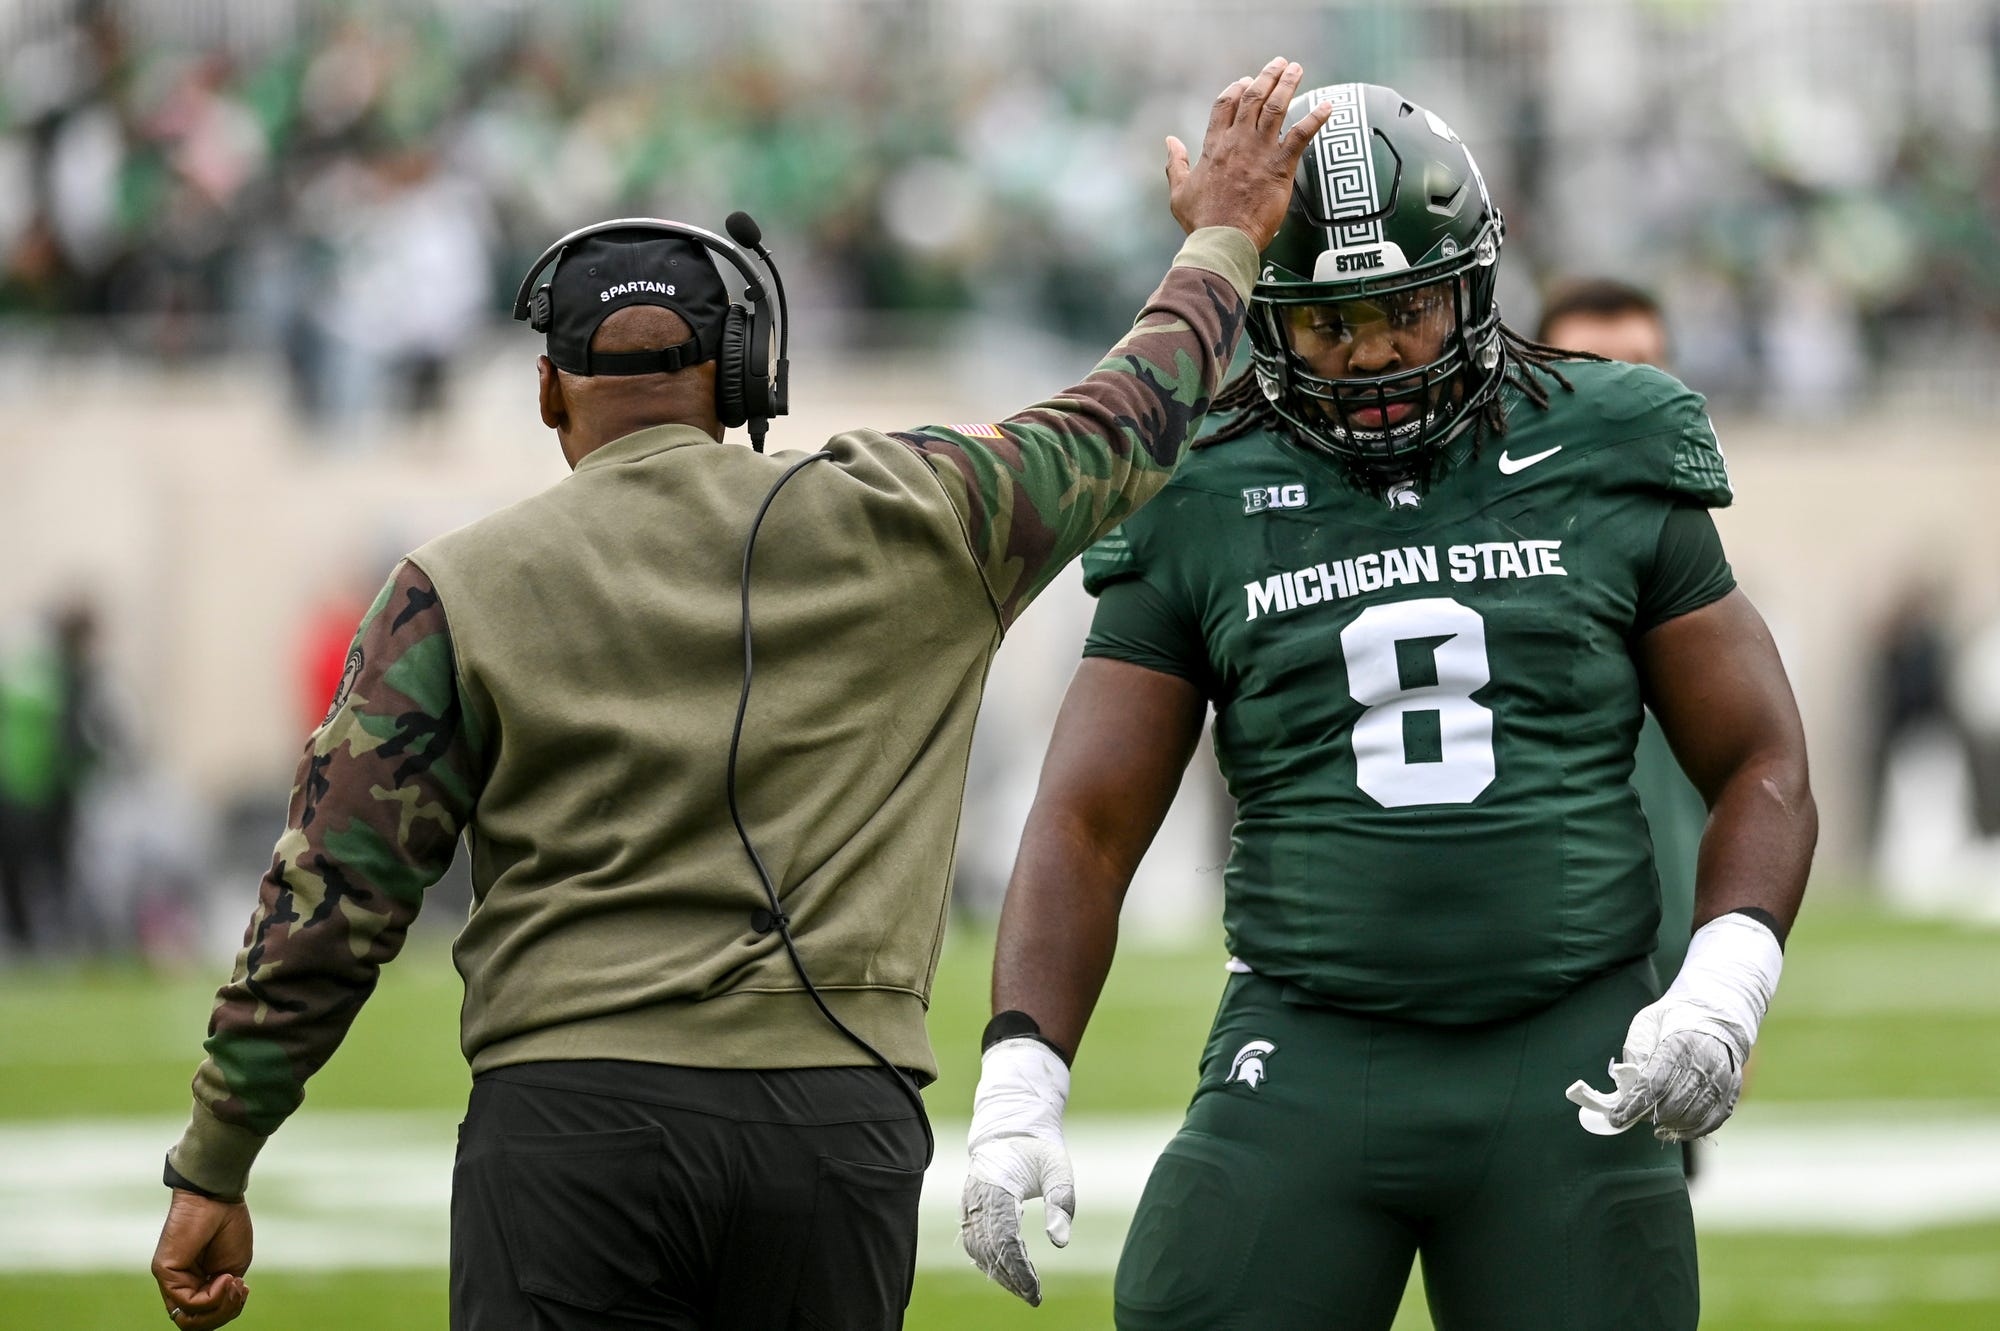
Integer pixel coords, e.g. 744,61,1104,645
727,211,791,418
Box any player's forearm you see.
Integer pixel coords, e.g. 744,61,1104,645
991,814,1136,1060
1689,751,1816,942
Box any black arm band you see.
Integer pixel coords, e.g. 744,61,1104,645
164,1155,243,1203
981,1009,1073,1065
1725,905,1787,951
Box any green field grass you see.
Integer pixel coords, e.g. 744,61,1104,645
4,896,1998,1329
22,1226,2000,1331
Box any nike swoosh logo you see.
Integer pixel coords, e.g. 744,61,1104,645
1497,445,1562,475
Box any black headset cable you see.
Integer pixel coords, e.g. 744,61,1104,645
726,450,936,1166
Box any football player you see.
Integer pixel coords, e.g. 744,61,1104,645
959,84,1816,1329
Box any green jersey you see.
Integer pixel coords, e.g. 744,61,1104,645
1081,360,1735,1024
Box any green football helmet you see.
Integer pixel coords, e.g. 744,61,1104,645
1247,83,1506,477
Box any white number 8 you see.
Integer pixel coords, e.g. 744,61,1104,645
1339,597,1495,807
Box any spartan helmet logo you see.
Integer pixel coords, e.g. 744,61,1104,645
1227,1039,1277,1089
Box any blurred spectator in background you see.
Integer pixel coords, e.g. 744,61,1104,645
0,598,115,955
1864,579,1958,850
1871,581,2000,917
1537,277,1670,369
71,723,216,971
286,138,495,431
1958,609,2000,841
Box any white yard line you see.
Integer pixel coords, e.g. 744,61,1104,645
6,1105,2000,1274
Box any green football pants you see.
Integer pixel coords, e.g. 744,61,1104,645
1113,962,1696,1331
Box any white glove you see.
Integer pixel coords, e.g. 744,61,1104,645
960,1037,1075,1307
1567,912,1784,1142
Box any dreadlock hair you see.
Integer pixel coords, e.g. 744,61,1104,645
1195,323,1605,454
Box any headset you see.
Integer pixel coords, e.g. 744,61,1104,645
511,212,792,451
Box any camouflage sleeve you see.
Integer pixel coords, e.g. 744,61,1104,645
166,561,484,1197
891,226,1258,625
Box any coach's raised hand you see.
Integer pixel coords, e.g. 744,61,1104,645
1167,58,1336,250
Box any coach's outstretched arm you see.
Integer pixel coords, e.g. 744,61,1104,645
897,58,1335,627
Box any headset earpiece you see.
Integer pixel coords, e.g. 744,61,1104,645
528,286,554,334
717,304,752,428
742,299,775,421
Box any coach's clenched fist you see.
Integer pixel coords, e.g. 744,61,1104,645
152,1189,251,1329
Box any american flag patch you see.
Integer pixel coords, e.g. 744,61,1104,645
947,423,1006,439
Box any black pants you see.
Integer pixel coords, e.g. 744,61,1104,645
451,1061,929,1331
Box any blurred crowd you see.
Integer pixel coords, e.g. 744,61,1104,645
2,0,1998,426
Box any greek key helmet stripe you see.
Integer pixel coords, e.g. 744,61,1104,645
1308,84,1382,255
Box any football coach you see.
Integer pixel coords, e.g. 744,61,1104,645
150,59,1336,1330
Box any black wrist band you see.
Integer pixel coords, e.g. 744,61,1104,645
1724,905,1787,951
164,1155,243,1203
981,1010,1073,1065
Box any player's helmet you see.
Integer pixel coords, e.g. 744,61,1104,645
1248,84,1506,477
